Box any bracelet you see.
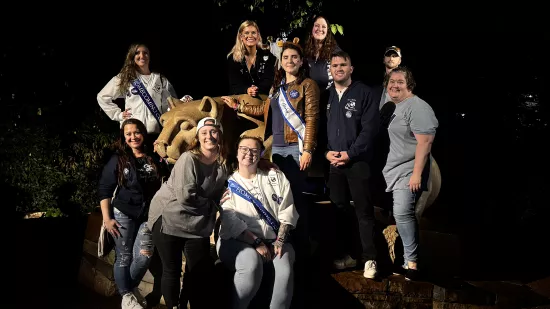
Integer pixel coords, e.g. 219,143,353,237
303,149,313,154
233,99,239,112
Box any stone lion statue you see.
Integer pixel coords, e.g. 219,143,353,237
154,95,441,217
154,94,272,163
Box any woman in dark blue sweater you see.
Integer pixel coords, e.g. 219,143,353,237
98,118,168,309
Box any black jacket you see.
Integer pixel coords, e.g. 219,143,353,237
325,80,379,162
98,152,166,220
227,48,276,96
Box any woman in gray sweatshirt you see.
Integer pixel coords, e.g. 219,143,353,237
147,117,229,309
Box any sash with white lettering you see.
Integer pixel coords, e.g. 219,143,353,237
131,78,163,128
277,82,306,156
228,179,279,234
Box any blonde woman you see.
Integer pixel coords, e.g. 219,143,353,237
227,20,276,98
97,43,177,136
148,117,229,309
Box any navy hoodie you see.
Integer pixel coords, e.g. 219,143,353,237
325,80,379,162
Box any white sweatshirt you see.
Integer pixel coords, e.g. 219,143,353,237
219,169,299,240
97,73,177,133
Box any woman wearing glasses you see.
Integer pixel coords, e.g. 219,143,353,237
226,20,276,98
217,135,298,309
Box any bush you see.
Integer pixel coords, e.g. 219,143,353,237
2,117,117,218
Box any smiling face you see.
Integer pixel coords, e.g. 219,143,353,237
124,123,144,150
281,47,303,76
237,138,261,168
133,45,150,71
330,55,354,85
197,120,221,153
312,17,328,42
387,72,412,103
240,26,259,48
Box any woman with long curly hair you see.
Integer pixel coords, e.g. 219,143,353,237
304,16,341,91
98,118,169,309
97,43,178,137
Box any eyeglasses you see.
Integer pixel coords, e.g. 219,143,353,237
238,146,260,155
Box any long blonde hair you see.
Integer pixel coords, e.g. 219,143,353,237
187,127,228,165
117,43,149,96
227,20,264,63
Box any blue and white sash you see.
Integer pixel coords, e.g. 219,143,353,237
228,179,280,234
277,82,305,157
131,78,163,128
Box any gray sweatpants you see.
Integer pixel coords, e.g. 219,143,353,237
217,238,295,309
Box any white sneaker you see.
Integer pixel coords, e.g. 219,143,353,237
122,293,144,309
333,255,357,270
133,287,147,308
363,260,378,279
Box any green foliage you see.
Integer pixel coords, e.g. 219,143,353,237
214,0,345,35
2,120,116,217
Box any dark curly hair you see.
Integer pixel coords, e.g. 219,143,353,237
114,118,157,186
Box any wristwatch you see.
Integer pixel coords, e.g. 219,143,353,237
252,237,263,248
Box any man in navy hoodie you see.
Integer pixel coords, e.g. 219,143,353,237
324,50,380,279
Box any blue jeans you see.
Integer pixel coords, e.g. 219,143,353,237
217,238,295,309
113,208,153,295
392,189,420,264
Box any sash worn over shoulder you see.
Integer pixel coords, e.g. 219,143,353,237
277,82,305,157
228,179,280,234
131,78,163,128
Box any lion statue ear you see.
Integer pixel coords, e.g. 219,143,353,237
292,37,299,44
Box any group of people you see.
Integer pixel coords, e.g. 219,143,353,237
96,15,439,309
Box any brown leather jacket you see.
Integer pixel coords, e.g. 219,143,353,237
238,78,320,153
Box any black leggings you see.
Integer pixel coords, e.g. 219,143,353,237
152,217,216,308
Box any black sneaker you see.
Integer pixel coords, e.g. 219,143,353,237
405,268,420,281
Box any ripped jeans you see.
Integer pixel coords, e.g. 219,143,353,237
112,208,154,295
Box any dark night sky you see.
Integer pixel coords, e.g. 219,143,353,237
2,3,548,230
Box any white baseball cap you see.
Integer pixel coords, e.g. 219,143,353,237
196,117,223,135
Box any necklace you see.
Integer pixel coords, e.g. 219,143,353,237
140,74,154,86
237,173,263,200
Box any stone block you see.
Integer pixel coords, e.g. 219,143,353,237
432,301,496,309
78,256,117,297
527,276,550,299
331,270,387,294
82,238,115,265
84,209,103,242
387,276,433,299
82,251,114,280
355,294,400,309
433,282,495,306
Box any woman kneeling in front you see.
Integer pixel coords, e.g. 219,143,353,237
217,136,299,309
